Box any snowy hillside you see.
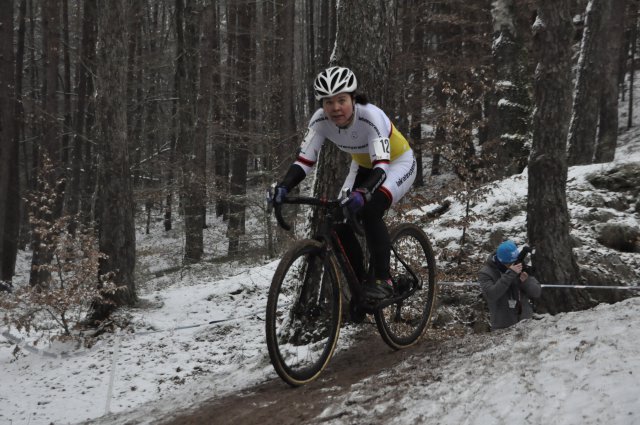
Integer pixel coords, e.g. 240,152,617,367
2,89,640,425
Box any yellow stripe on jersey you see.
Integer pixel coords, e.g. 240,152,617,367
351,123,411,168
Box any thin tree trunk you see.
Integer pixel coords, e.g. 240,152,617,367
62,0,72,174
2,0,25,280
0,0,16,283
227,0,253,255
197,2,217,230
488,0,532,177
211,3,226,220
143,2,161,235
165,3,180,233
26,0,37,193
213,0,228,221
567,0,612,165
594,0,626,162
273,0,297,236
41,0,62,197
30,0,62,287
628,1,638,129
67,0,97,226
178,0,204,263
128,0,144,188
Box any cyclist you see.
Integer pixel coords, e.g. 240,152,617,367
272,66,417,302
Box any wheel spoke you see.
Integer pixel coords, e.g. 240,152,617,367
375,224,437,349
266,241,342,386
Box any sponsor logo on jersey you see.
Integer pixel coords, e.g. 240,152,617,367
358,116,382,137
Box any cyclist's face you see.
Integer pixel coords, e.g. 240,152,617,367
322,93,354,127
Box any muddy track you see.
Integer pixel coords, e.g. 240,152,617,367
159,324,475,425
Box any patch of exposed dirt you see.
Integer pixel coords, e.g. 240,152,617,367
158,323,476,425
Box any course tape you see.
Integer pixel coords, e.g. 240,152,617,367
1,329,95,359
0,310,264,359
438,281,640,290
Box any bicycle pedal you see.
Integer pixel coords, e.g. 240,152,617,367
372,294,407,310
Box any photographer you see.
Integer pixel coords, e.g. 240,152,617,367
478,240,541,330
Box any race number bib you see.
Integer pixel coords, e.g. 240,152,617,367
371,137,391,161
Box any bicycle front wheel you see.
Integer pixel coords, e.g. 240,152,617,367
265,239,342,386
375,223,437,349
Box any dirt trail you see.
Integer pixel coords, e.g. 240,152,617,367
159,325,472,425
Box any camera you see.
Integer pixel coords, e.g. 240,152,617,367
514,245,534,274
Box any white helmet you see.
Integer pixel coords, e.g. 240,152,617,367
313,66,358,100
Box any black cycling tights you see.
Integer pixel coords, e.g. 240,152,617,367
334,189,392,283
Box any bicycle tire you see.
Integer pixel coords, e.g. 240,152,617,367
375,223,437,349
265,239,342,386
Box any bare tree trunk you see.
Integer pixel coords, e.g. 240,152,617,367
94,0,137,318
395,0,427,187
528,0,591,314
273,0,298,237
2,0,25,281
127,0,144,188
309,0,396,229
197,2,216,230
316,0,336,67
142,2,162,235
594,0,627,162
567,0,612,165
166,0,182,232
227,0,253,255
275,0,296,148
628,0,638,129
26,0,37,194
488,0,532,177
0,0,16,284
333,0,394,103
62,0,72,182
30,0,62,287
210,3,226,220
40,0,62,200
67,0,98,227
176,0,204,262
394,1,414,144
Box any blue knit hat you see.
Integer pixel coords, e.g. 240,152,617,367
496,240,519,264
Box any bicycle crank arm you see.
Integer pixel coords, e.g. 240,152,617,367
365,284,418,311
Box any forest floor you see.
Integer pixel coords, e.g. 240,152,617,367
158,326,474,425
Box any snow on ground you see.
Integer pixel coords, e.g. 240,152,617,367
2,82,640,425
317,297,640,425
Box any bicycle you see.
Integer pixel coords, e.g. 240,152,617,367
265,192,437,387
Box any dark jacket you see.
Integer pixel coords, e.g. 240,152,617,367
478,254,541,330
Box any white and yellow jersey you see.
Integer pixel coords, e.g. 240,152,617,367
294,103,411,173
294,102,415,205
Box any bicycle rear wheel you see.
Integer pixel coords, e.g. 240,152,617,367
375,223,437,349
265,239,342,386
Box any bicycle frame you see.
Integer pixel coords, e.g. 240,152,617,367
273,195,367,305
272,195,418,311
